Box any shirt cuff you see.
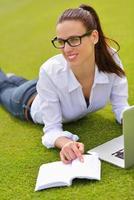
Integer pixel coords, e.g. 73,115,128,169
42,130,79,148
116,106,130,124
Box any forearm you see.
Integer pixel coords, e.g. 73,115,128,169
54,136,73,149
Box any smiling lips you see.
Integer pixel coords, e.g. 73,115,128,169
66,53,78,61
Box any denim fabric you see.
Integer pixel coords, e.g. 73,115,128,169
0,79,37,120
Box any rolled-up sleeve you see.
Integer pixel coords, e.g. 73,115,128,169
110,53,130,123
110,75,129,123
42,130,79,148
36,67,79,148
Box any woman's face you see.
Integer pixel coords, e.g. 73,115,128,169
56,20,98,68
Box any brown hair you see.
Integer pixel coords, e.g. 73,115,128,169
57,4,125,77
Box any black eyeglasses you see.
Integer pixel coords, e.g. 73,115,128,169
51,30,93,49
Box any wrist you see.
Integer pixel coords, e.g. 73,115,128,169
54,136,73,149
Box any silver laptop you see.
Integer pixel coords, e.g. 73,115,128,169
87,106,134,168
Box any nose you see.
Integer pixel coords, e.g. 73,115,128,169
63,42,73,52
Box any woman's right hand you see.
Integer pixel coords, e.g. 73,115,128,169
60,141,84,164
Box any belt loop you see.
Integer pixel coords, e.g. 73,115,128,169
24,94,36,121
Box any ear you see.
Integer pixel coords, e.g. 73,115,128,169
91,30,99,44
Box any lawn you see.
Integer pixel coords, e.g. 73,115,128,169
0,0,134,200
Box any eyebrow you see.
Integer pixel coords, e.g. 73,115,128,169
56,34,82,40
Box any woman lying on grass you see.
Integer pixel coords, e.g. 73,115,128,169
0,4,129,164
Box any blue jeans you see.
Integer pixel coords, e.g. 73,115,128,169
0,76,37,120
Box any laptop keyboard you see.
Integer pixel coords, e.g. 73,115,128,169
112,148,124,159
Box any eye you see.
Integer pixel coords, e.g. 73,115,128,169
54,39,64,48
57,39,64,45
68,36,80,45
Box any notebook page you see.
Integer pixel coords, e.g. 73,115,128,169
71,154,101,180
35,161,72,191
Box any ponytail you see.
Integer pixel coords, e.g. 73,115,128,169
79,4,125,77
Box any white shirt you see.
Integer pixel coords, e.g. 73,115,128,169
31,53,129,148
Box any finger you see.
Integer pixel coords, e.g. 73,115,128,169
60,151,72,164
77,143,84,162
67,148,77,160
60,151,69,164
72,142,84,162
77,142,85,154
62,142,77,161
63,148,77,161
71,143,81,156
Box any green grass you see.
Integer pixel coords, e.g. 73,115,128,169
0,0,134,199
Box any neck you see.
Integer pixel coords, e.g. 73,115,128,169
71,56,95,82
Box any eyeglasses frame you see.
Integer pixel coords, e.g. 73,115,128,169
51,30,93,49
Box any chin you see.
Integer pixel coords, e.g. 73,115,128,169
68,61,78,68
67,59,79,67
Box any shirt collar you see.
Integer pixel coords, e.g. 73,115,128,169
92,65,109,87
68,68,81,92
68,64,109,92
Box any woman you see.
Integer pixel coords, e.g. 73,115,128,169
0,4,129,164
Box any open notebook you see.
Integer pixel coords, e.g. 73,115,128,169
35,154,101,191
